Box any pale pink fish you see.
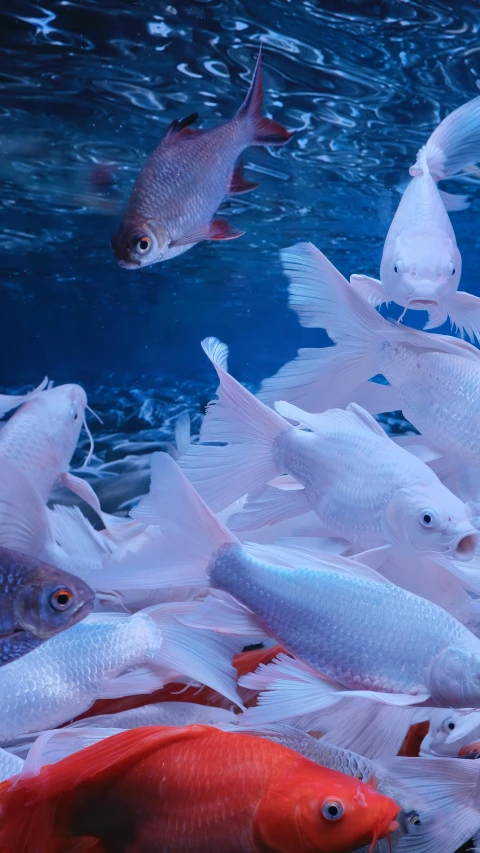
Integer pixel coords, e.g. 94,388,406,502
110,46,292,269
350,97,480,340
0,383,103,521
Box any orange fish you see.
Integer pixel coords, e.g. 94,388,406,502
458,741,480,758
0,725,399,853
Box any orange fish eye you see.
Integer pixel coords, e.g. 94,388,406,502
136,236,151,253
321,801,344,821
50,588,74,611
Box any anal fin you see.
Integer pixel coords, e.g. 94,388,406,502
229,160,260,195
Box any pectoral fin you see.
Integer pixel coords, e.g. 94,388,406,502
349,274,387,308
170,219,244,247
443,291,480,343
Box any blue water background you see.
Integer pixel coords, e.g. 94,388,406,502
1,0,480,419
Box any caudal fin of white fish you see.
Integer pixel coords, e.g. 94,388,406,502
236,44,293,147
417,95,480,180
178,338,289,511
0,376,48,419
100,452,237,593
0,457,59,564
239,652,430,727
317,699,423,759
372,755,480,853
441,290,480,344
146,599,244,707
69,700,238,732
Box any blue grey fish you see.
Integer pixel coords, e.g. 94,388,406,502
110,46,292,269
0,546,94,666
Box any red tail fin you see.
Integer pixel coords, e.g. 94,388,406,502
236,45,293,146
0,726,209,853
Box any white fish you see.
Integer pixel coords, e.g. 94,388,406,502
420,708,480,757
350,96,480,340
0,602,241,743
259,243,480,472
128,452,480,712
69,700,237,731
0,748,24,782
177,338,476,561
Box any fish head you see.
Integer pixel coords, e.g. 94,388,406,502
25,383,88,468
110,217,170,269
383,485,478,560
429,645,480,708
12,557,94,639
380,229,461,307
256,765,399,853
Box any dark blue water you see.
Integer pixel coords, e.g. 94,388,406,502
1,0,480,431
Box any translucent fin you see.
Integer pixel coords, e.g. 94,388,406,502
438,189,470,211
444,291,480,344
227,485,310,531
0,376,48,419
422,95,480,179
349,274,387,308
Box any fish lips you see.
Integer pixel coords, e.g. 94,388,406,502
406,295,440,309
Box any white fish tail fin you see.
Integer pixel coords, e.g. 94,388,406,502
127,452,237,587
178,338,289,511
146,600,244,708
438,189,471,211
258,244,386,411
414,96,480,180
0,376,48,419
236,45,292,146
228,485,310,531
239,654,424,727
373,755,480,853
444,291,480,344
318,700,419,759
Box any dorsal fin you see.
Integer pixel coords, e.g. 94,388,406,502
162,112,200,144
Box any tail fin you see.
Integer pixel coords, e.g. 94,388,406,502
372,755,480,853
99,452,237,591
178,338,290,511
258,244,385,411
236,45,292,146
411,96,480,180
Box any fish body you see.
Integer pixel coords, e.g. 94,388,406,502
260,242,480,477
178,339,477,560
0,725,400,853
0,602,240,743
111,47,292,269
209,542,480,704
0,545,94,666
350,97,480,340
0,384,87,502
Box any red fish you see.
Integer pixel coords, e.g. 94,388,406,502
458,741,480,758
110,46,292,269
0,725,399,853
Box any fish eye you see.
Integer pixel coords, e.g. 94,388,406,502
50,588,74,611
452,267,455,275
136,236,151,254
420,510,435,527
321,801,344,821
441,718,455,733
72,408,78,421
394,264,398,273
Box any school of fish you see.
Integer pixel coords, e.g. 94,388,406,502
4,45,480,853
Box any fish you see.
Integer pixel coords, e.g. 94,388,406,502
350,96,480,340
0,545,94,666
0,725,400,853
0,382,105,521
0,748,23,782
124,453,480,712
0,600,242,743
110,46,292,269
243,725,480,853
420,708,480,757
176,337,477,562
259,242,480,472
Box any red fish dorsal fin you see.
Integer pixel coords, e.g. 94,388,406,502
161,112,202,145
0,725,212,853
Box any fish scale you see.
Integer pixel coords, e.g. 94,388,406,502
209,543,473,697
0,613,157,743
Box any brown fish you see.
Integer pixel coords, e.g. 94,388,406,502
111,46,292,269
0,546,94,666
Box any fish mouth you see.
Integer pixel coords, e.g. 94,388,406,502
454,532,478,561
116,258,141,270
407,297,439,308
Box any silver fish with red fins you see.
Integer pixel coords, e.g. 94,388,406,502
111,46,293,269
